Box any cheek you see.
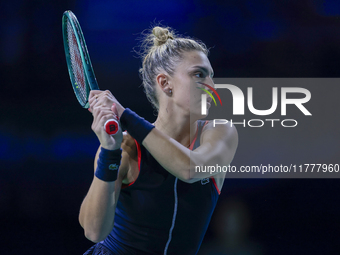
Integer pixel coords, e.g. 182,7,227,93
188,86,202,112
173,77,201,109
190,85,201,102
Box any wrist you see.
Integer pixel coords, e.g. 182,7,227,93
101,143,121,151
119,108,155,144
95,147,122,182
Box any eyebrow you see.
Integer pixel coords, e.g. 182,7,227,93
191,65,214,77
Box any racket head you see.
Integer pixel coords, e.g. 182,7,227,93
62,10,99,108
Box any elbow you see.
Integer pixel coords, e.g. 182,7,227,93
79,214,110,243
81,219,110,243
180,169,196,183
79,211,113,243
84,229,108,243
183,177,196,184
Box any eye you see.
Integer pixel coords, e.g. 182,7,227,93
194,71,205,78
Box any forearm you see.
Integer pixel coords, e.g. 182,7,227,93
82,92,127,242
119,109,237,182
79,178,118,242
142,128,194,181
143,125,237,182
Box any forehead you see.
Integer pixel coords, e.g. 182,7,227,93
177,50,213,72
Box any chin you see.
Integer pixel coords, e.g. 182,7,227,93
190,110,210,121
200,111,210,119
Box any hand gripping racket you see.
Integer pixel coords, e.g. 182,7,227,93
62,10,119,135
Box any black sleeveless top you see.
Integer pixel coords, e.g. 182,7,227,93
103,120,220,255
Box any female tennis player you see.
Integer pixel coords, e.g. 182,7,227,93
80,26,238,255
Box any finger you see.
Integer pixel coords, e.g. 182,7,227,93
111,103,116,114
111,103,119,120
92,111,116,130
96,114,118,133
89,92,100,103
89,90,103,99
90,91,109,106
104,90,113,96
93,108,115,122
89,91,104,109
99,112,116,123
89,97,99,110
92,106,113,117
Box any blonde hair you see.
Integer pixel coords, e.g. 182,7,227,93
138,26,209,111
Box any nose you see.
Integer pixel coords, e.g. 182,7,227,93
196,81,214,93
207,76,215,88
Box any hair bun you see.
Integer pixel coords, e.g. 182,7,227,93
152,26,174,46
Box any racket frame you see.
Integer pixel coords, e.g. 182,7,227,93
62,10,99,109
62,10,120,136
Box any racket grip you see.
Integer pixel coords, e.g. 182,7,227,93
104,119,120,135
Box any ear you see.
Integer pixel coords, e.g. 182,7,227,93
156,73,170,90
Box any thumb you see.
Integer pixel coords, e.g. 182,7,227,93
111,103,119,119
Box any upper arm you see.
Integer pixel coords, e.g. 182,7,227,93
189,120,238,181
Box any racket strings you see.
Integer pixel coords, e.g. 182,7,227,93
66,18,87,106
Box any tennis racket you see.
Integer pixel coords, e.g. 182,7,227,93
62,10,119,135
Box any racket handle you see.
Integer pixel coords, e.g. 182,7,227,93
104,119,120,135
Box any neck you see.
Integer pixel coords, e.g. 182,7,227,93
154,105,197,148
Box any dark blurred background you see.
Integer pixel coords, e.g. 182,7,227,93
1,0,340,254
